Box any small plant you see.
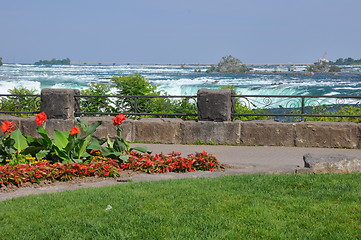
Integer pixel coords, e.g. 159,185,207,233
22,112,103,163
194,140,219,145
120,150,221,173
0,121,25,164
94,114,147,160
0,112,143,164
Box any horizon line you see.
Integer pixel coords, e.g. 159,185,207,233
70,62,312,66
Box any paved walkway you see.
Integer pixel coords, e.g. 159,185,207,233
129,144,361,181
1,144,360,201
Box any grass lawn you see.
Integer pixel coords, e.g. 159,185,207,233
0,173,360,239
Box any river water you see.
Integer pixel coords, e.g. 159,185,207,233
1,63,361,97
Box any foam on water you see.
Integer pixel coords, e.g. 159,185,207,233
1,63,361,98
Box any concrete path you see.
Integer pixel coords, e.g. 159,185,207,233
1,144,360,201
129,144,361,181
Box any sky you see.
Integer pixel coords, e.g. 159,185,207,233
1,0,361,64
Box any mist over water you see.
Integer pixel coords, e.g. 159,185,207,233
0,63,361,97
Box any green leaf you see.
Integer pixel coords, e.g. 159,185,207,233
119,155,129,161
87,139,102,151
106,136,113,149
116,127,123,138
36,150,50,160
78,120,88,132
77,135,92,158
36,127,53,148
25,135,36,144
120,137,130,152
85,121,102,137
53,130,69,149
100,147,112,156
73,158,83,163
130,146,148,153
113,138,126,153
53,146,72,162
10,129,28,152
22,146,44,155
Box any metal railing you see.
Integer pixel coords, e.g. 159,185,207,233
1,93,361,122
0,94,41,115
232,95,361,121
74,94,198,118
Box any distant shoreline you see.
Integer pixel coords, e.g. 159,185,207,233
70,61,311,66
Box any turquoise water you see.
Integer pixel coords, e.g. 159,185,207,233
0,63,361,97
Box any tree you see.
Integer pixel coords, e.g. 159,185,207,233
306,59,340,72
329,57,361,65
0,57,3,66
78,74,197,119
34,58,71,65
207,55,250,73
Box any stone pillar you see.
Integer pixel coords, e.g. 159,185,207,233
40,88,80,119
197,88,234,121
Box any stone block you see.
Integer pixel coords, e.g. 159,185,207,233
81,117,134,142
40,88,80,119
181,120,241,144
303,153,361,173
0,115,22,130
295,122,359,148
240,121,295,146
134,118,182,143
197,89,234,121
20,118,75,138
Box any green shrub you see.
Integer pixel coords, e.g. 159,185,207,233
80,83,114,114
0,88,40,116
78,74,197,119
305,105,361,122
219,85,267,120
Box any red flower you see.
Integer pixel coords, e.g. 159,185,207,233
1,121,16,134
35,112,47,126
112,114,126,126
70,126,80,135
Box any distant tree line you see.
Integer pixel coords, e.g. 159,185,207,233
34,58,71,65
329,58,361,65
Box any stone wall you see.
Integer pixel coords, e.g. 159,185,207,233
2,88,360,149
2,115,360,149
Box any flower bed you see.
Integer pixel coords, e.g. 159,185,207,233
0,112,222,187
0,151,221,187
